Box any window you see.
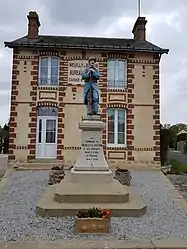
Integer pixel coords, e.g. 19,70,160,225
37,107,58,116
46,120,56,143
107,59,127,89
38,119,42,143
107,108,126,147
39,57,59,86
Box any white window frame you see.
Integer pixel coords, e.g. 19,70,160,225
38,56,59,86
107,108,127,148
107,59,127,89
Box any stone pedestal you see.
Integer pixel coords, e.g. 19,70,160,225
74,116,109,171
36,116,146,217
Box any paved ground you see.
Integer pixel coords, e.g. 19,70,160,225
168,150,187,200
1,238,187,249
170,150,187,164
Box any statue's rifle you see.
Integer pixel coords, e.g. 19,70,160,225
89,67,93,115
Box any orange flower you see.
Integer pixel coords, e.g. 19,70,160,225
106,210,110,216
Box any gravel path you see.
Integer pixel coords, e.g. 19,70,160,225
1,170,187,242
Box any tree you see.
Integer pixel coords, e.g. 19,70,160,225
162,123,171,129
0,122,9,154
160,127,171,166
162,123,187,148
0,125,2,153
169,123,187,148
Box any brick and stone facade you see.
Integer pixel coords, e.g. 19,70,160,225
5,11,168,167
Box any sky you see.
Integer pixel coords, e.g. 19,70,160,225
0,0,187,126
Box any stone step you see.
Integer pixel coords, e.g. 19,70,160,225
9,162,62,170
33,158,59,163
36,185,146,217
54,177,129,203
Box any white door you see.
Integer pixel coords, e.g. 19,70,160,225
36,117,58,158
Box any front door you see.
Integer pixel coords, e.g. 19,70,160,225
36,117,57,158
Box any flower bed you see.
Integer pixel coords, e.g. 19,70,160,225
75,207,110,234
48,166,65,185
114,168,132,186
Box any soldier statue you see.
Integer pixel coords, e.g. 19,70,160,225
82,57,100,115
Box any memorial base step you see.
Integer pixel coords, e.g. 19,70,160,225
36,185,146,217
54,173,130,203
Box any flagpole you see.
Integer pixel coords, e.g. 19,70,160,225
138,0,141,17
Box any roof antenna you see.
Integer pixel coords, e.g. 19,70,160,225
138,0,141,17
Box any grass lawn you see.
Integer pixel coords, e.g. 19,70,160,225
170,158,187,174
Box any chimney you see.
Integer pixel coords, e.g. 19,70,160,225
132,17,147,41
27,11,40,39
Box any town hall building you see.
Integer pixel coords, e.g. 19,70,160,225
5,11,168,167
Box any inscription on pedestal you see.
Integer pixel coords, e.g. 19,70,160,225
82,137,101,162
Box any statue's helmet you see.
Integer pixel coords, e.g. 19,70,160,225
88,57,96,64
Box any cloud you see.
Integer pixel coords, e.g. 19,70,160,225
43,0,187,26
0,49,11,126
0,89,10,126
0,0,187,125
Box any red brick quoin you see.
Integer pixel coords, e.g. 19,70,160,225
8,49,20,161
152,58,160,162
57,51,67,161
27,52,38,161
100,55,107,156
127,59,135,161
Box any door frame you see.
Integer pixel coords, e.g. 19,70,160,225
36,116,58,159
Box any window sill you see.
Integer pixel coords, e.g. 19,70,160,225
38,85,59,90
107,145,127,149
107,88,127,92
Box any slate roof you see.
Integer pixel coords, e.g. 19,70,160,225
4,35,169,54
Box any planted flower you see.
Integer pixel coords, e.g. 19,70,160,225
77,207,110,219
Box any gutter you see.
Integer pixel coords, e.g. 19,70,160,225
4,42,169,54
